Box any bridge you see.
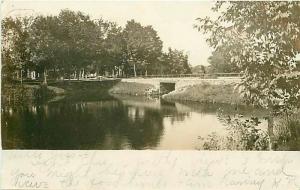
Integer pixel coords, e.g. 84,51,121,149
18,73,242,95
121,73,242,94
133,73,242,78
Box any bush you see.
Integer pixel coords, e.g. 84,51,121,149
1,84,35,107
33,84,56,103
198,111,269,150
275,113,300,150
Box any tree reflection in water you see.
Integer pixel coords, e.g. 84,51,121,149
2,100,168,149
2,95,277,150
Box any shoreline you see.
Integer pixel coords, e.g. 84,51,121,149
2,79,242,106
109,80,243,105
162,83,242,105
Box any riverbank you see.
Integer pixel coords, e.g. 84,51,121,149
109,81,158,96
52,80,120,101
2,80,123,107
2,79,242,105
1,83,62,106
109,80,242,104
163,83,242,104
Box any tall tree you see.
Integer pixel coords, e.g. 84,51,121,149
101,22,126,77
29,15,60,84
195,1,300,149
2,17,33,83
163,48,191,74
208,48,239,73
123,20,163,77
56,10,93,79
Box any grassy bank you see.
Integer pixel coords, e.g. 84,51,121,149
163,82,242,104
1,83,61,106
109,81,158,96
2,80,123,106
109,81,242,104
46,80,120,101
2,80,242,105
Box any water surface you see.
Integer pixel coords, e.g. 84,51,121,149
1,95,266,150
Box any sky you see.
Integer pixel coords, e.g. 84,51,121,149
2,0,217,66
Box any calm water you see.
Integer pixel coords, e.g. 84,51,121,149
1,95,266,150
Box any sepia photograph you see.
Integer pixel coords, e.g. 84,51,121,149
1,0,300,151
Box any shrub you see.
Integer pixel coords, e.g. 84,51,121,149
275,113,300,150
198,111,269,150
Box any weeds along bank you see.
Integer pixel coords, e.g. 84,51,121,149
3,78,242,105
1,80,120,106
109,78,242,105
109,81,158,96
1,83,61,107
162,82,242,104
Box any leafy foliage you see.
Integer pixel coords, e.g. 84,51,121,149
1,17,33,81
207,48,240,73
159,48,191,74
123,20,163,76
1,10,191,83
199,112,269,150
195,2,300,149
275,113,300,150
195,2,300,114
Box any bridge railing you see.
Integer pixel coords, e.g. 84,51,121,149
14,73,242,83
130,73,242,79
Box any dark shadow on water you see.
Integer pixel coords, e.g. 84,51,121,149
1,100,165,149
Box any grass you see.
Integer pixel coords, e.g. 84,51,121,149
47,86,66,95
109,81,157,96
163,82,242,104
275,113,300,150
50,80,120,101
1,83,59,106
0,80,113,106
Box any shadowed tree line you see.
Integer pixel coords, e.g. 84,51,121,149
1,101,165,149
1,9,191,84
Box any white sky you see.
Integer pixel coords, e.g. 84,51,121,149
2,0,217,66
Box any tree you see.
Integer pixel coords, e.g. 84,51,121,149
191,65,207,74
2,9,192,81
101,22,127,77
29,15,61,84
162,48,191,74
195,1,300,149
123,20,163,77
208,48,239,73
56,10,97,79
2,17,33,83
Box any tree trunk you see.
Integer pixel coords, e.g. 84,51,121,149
96,66,99,77
134,64,137,77
118,66,121,77
20,70,23,85
53,68,56,80
43,69,47,85
267,101,276,150
79,70,82,80
74,70,77,79
76,69,79,80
